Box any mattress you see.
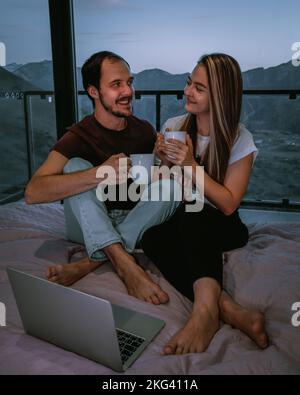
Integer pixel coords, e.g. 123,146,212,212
0,201,299,375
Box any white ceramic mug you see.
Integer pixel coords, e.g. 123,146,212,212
129,153,155,184
164,131,187,159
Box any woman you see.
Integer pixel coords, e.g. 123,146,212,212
141,53,269,355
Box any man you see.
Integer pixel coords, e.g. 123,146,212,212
25,51,181,305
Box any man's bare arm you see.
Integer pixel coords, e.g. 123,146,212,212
25,151,130,204
25,151,101,204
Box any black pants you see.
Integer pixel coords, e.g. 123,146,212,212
141,203,249,301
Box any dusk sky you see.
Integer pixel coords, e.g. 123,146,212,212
0,0,299,73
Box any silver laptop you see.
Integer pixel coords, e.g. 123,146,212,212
7,268,165,372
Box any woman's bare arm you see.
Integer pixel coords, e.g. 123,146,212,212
192,153,254,215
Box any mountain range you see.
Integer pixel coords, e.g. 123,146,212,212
0,66,39,92
3,59,300,91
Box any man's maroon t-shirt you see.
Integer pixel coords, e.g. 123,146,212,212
51,114,157,210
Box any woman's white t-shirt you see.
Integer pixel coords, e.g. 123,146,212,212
161,114,258,167
160,114,258,207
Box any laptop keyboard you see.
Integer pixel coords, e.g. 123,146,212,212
116,329,145,364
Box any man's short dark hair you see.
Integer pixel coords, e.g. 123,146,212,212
81,51,130,104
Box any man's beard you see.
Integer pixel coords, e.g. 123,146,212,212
99,93,132,118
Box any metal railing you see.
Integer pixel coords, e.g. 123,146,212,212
0,190,25,205
1,88,300,210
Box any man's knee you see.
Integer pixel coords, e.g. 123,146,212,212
63,157,93,174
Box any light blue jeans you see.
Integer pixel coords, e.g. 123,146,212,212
63,158,182,261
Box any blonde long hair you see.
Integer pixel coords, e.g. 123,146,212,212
181,53,243,184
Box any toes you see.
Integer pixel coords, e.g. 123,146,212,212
46,267,56,279
47,265,63,278
150,295,161,305
48,274,59,283
258,334,269,349
193,344,205,353
46,265,66,283
156,289,169,304
47,268,54,277
183,344,192,354
145,296,152,304
164,337,185,355
175,345,184,355
251,316,269,348
163,344,175,355
147,291,168,305
164,340,202,356
160,293,170,304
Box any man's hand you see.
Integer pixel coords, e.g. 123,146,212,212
96,153,132,184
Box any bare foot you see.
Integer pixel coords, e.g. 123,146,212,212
164,306,220,355
104,243,169,305
46,256,102,286
117,258,169,304
220,297,269,349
